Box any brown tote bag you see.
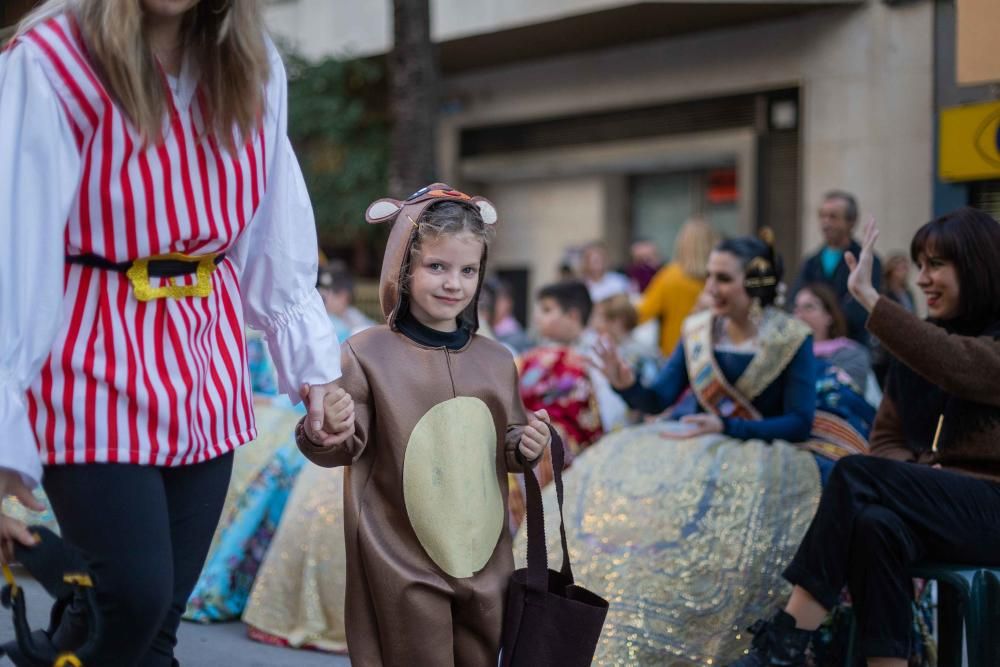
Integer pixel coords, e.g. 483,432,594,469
500,426,609,666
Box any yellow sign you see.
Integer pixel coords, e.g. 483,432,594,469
940,101,1000,182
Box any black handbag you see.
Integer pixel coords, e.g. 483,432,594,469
500,426,609,666
0,526,103,666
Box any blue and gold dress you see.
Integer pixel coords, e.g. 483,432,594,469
182,332,307,623
516,308,868,666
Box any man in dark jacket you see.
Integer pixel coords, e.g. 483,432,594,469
790,190,881,346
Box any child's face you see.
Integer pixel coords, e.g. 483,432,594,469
320,287,351,317
590,304,610,337
533,297,583,344
408,232,484,332
591,305,626,341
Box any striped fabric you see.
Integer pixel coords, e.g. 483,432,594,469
803,410,871,460
19,15,267,467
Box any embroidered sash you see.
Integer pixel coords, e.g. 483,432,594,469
682,310,761,420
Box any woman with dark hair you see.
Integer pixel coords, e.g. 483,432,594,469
732,208,1000,667
517,235,869,664
794,282,872,391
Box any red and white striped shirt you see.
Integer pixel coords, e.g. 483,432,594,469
0,14,340,484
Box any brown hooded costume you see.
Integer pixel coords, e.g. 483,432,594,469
296,184,535,666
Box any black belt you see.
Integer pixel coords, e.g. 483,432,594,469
66,252,226,278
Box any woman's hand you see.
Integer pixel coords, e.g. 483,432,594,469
0,470,43,563
300,383,355,447
591,336,636,390
844,216,882,313
519,409,551,462
679,413,724,437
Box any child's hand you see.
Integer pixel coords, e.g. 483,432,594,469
519,409,551,462
300,384,355,447
591,336,635,390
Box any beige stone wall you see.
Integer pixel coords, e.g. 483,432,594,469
455,130,757,283
483,176,608,299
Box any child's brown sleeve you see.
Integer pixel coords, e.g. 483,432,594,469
503,358,540,473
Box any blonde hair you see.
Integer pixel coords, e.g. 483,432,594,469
16,0,269,151
673,217,718,280
597,294,638,331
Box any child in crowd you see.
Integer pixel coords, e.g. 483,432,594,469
490,279,532,353
592,294,662,389
525,281,628,450
508,280,607,527
317,264,375,343
295,184,550,665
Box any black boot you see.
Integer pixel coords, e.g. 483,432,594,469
727,610,814,667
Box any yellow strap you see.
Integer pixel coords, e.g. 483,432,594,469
62,573,94,588
54,653,83,667
1,563,18,597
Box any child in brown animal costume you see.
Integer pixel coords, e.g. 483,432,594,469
295,184,551,666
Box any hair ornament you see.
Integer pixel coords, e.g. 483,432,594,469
744,275,778,288
774,281,787,308
746,256,773,275
758,226,776,247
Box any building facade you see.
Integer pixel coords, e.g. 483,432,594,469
933,0,1000,218
2,2,938,306
266,0,934,303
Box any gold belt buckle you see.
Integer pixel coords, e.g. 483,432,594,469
125,252,219,302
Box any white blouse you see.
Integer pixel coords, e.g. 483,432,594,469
0,20,340,486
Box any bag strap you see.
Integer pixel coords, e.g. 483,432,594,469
524,424,574,595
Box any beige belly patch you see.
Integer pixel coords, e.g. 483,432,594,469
403,396,503,579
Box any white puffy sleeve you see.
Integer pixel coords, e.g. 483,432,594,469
229,40,341,401
0,43,81,486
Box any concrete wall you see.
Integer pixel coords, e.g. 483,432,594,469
483,176,609,294
458,130,757,298
438,1,934,267
262,0,848,59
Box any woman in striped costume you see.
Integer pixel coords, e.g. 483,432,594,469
0,1,352,664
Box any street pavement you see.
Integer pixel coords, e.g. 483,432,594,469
0,573,351,666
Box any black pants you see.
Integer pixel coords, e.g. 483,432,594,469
783,455,1000,658
42,453,233,666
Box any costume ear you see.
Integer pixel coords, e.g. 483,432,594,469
366,199,403,224
472,197,498,225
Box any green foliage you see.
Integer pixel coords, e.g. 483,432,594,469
283,50,389,243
